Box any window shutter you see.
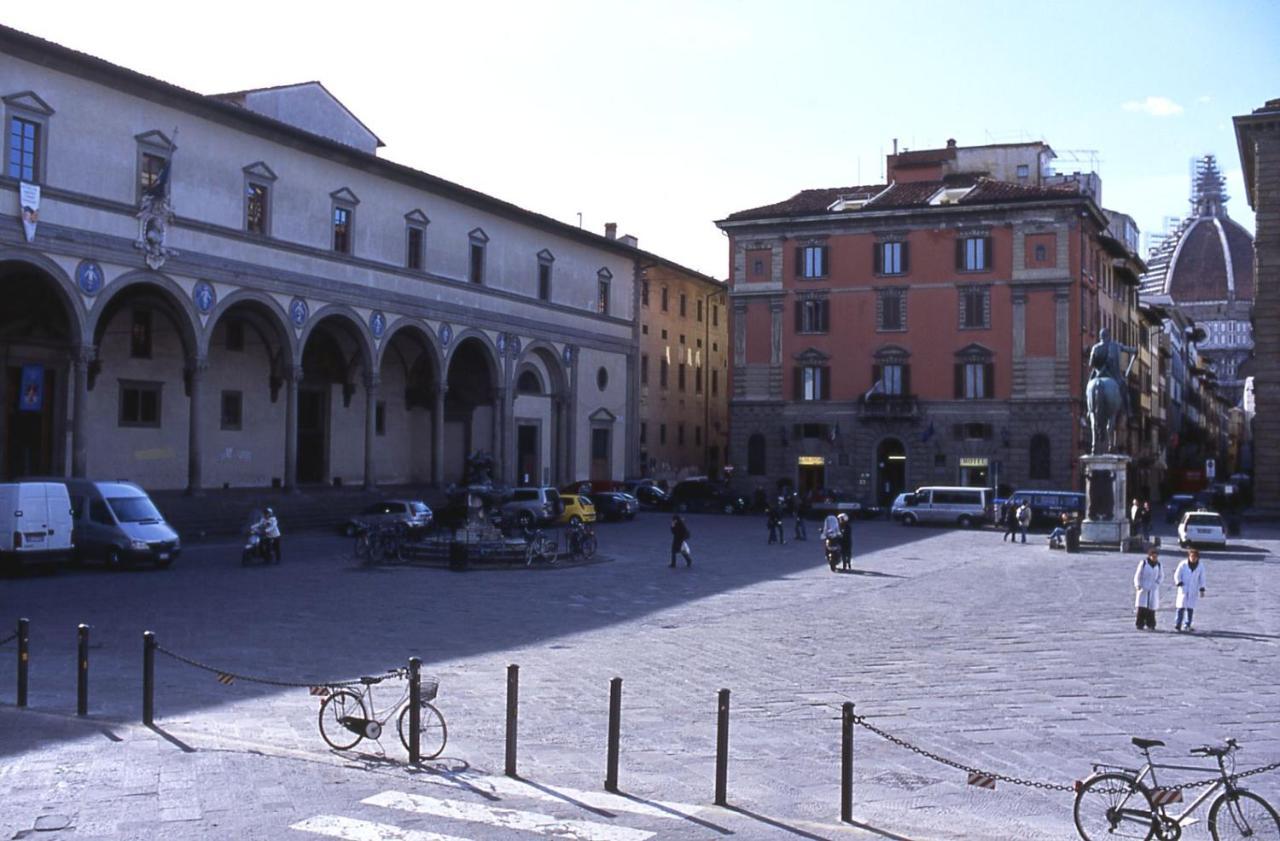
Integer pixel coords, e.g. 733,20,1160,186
795,301,804,332
872,243,882,274
983,236,993,271
820,368,831,400
900,241,910,274
820,301,829,332
984,362,995,398
954,363,964,398
821,246,830,276
955,238,966,270
795,246,804,277
952,423,964,440
871,364,881,394
901,364,911,396
793,366,803,400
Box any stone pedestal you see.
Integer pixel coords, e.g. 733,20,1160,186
1080,453,1132,549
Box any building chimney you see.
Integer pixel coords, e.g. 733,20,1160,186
946,138,957,149
604,222,617,240
619,234,638,248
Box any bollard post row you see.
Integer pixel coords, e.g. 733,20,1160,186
143,631,156,725
408,657,422,765
77,623,89,716
841,701,855,823
605,676,622,793
17,617,29,708
715,688,730,806
505,664,519,777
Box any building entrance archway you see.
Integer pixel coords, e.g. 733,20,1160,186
876,438,907,507
444,337,499,482
297,315,369,485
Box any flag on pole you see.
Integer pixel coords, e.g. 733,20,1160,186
863,379,885,401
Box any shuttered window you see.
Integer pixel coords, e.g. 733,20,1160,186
795,245,829,279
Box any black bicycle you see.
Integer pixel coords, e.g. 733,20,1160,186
353,522,408,566
317,668,447,759
564,521,597,561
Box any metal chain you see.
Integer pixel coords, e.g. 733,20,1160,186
0,631,16,647
155,645,375,689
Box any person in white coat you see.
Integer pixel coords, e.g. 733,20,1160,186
1134,548,1163,630
1174,548,1207,632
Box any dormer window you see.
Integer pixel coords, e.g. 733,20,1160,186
929,186,974,206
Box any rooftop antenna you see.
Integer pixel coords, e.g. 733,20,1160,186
576,212,583,228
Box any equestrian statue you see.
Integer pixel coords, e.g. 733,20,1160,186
1085,327,1136,454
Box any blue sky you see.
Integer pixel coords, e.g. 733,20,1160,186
7,0,1278,276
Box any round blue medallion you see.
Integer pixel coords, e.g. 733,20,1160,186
289,297,309,328
562,344,575,366
370,310,386,340
76,260,104,296
509,336,522,357
439,322,453,347
192,280,216,314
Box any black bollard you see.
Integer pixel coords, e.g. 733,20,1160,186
77,624,89,716
17,618,29,708
605,677,622,792
841,702,854,822
714,688,730,806
505,664,519,777
408,657,422,765
143,631,156,725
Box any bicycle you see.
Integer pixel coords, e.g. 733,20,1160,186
317,667,447,759
523,528,557,566
1074,736,1280,840
564,521,597,561
353,522,407,566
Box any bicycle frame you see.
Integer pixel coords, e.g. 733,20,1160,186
1096,752,1233,829
354,674,411,729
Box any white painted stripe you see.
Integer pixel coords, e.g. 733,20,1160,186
417,773,705,820
363,790,654,841
291,814,475,841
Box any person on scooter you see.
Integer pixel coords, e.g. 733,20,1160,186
253,507,281,562
821,512,841,571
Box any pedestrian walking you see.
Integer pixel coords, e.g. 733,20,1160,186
1134,548,1163,630
838,513,853,571
1130,498,1141,526
1016,501,1032,544
1173,548,1206,632
669,515,691,568
1000,501,1018,542
1141,501,1153,543
792,496,807,541
767,505,786,544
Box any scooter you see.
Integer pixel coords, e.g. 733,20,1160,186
241,525,280,566
824,537,841,572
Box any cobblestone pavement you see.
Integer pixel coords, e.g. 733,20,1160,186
2,513,1278,840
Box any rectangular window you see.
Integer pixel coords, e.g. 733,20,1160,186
220,390,243,431
678,363,687,392
406,226,424,270
119,381,161,427
591,428,610,460
796,245,829,279
958,361,995,399
796,365,830,401
960,286,990,329
246,183,270,235
877,289,905,331
795,299,829,334
659,423,667,445
713,305,719,327
537,262,552,300
661,286,669,312
333,206,352,253
882,363,904,395
131,309,152,359
660,359,669,389
697,299,704,322
375,401,386,436
469,243,485,284
140,152,167,196
875,241,907,275
7,116,40,181
677,424,685,446
680,294,687,317
641,280,649,307
958,236,992,272
640,354,649,386
695,366,703,394
711,369,718,396
598,278,610,315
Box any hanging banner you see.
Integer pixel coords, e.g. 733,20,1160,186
20,182,40,242
19,364,44,412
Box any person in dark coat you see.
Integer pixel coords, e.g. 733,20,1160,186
670,515,691,568
1000,502,1018,542
767,505,786,544
838,513,853,571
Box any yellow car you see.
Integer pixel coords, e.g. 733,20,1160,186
558,494,598,526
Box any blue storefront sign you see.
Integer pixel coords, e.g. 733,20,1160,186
19,364,43,412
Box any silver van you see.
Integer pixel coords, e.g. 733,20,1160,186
64,479,181,569
897,486,992,528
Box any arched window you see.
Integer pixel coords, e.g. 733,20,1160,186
517,370,542,394
1029,434,1051,480
747,433,766,476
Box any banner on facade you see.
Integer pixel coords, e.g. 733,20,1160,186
18,365,44,412
20,182,40,242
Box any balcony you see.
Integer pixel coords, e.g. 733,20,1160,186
855,394,920,422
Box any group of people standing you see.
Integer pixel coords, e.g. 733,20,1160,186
999,501,1034,544
1134,547,1207,632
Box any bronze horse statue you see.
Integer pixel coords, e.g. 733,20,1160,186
1086,376,1124,455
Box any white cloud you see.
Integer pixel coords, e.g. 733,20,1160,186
1122,96,1185,117
1197,95,1212,104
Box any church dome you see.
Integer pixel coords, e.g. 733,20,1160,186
1140,155,1255,303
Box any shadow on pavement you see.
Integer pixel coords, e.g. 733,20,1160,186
721,804,831,840
1189,629,1280,642
147,723,196,753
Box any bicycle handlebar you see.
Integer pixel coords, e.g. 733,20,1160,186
1190,738,1239,757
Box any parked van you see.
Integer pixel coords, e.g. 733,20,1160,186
0,482,74,571
897,486,992,528
1006,490,1085,529
63,479,181,569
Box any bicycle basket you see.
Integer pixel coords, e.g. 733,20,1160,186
421,679,439,702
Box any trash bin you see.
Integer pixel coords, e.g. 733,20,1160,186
448,541,468,571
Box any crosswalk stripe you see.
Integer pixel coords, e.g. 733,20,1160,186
291,814,475,841
363,790,655,841
418,773,706,820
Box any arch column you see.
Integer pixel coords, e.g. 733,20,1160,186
186,356,208,496
431,385,446,485
71,346,94,478
364,372,380,491
284,365,302,492
491,386,507,480
552,395,568,486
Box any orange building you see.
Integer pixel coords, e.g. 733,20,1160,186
716,140,1121,506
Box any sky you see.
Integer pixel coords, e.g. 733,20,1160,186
6,0,1278,277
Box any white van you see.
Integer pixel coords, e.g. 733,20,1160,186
64,479,181,569
897,486,992,528
0,481,75,571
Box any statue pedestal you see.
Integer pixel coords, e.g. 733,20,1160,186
1080,453,1136,550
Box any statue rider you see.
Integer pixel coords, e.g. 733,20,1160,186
1088,327,1136,416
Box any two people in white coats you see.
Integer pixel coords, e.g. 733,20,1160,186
1174,548,1207,632
1134,548,1162,630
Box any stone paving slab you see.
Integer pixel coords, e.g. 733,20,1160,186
1,514,1278,839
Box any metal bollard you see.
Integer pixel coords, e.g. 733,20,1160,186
605,676,622,792
505,664,519,777
408,657,422,765
143,631,156,725
77,624,89,716
714,688,730,806
841,702,854,822
17,618,29,708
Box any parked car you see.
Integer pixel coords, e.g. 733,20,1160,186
1163,494,1197,524
1005,490,1085,529
558,494,598,526
1178,510,1227,548
63,479,180,569
345,499,433,537
592,491,639,521
501,487,564,527
896,486,993,528
667,479,748,514
632,484,668,508
0,481,74,572
890,492,916,522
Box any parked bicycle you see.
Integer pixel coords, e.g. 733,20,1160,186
564,520,597,561
353,521,408,566
317,667,447,759
1074,736,1279,840
523,527,557,566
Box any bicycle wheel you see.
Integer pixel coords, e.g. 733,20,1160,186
398,701,448,760
1208,789,1280,840
368,533,387,564
1074,772,1157,841
354,533,371,563
318,689,367,751
580,533,597,559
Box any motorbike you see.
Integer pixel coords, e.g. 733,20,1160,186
824,536,841,572
242,524,281,565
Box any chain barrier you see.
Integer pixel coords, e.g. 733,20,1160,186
155,645,376,690
0,631,16,647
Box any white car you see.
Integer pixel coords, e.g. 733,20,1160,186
1178,510,1227,549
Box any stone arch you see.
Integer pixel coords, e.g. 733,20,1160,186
373,319,443,484
89,269,200,359
297,304,374,375
377,317,444,380
443,329,501,387
203,289,296,370
0,248,86,344
294,307,377,486
514,340,569,395
511,340,571,487
515,364,546,395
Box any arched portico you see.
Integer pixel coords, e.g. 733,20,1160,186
296,308,375,488
512,341,570,486
375,320,443,484
443,333,503,483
